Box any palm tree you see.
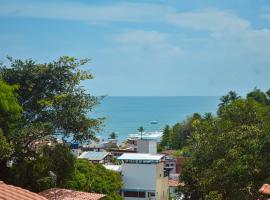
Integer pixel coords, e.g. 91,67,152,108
138,126,145,139
109,132,117,139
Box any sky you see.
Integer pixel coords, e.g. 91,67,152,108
0,0,270,96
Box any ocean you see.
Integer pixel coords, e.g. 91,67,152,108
92,96,220,142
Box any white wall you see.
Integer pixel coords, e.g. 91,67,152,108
137,140,157,154
122,163,157,191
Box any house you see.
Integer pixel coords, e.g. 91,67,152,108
137,139,157,154
168,174,184,200
108,148,136,158
78,151,111,164
164,156,177,174
40,188,106,200
118,153,168,200
122,138,158,154
0,181,48,200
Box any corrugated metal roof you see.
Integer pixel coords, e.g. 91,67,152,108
117,153,164,161
78,151,109,161
0,181,48,200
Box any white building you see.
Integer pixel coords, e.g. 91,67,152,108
137,139,157,154
118,153,168,200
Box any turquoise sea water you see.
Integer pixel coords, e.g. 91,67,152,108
92,96,220,142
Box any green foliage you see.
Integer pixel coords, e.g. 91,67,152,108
66,159,123,199
0,56,102,186
138,126,144,139
0,130,12,159
109,132,117,139
160,113,201,151
9,144,76,192
205,191,223,200
160,125,171,148
0,79,21,137
0,56,102,144
247,88,270,105
181,93,270,200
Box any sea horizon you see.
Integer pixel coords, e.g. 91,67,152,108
92,96,221,142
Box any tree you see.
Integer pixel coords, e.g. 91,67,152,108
0,56,103,191
66,159,123,200
8,144,76,192
160,113,201,151
181,97,270,200
247,88,270,105
160,125,171,149
0,57,103,159
0,56,102,143
138,126,145,139
218,91,240,113
0,79,21,137
0,80,22,178
109,132,117,139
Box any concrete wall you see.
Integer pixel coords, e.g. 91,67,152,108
156,162,168,200
122,163,157,191
137,140,157,154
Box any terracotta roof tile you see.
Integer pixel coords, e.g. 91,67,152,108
0,181,48,200
168,179,185,187
259,184,270,195
39,188,106,200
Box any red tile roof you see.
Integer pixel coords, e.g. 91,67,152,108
168,179,185,187
0,181,48,200
259,184,270,195
39,188,106,200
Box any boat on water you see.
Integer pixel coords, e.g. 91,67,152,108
150,120,158,124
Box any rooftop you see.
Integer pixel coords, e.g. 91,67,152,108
259,184,270,195
117,153,164,161
0,181,47,200
40,188,105,200
78,151,109,161
168,179,185,187
103,164,122,172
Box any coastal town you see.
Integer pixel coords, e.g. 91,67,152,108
1,1,270,200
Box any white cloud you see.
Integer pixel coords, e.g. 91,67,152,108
167,9,250,33
0,1,173,23
262,14,270,20
112,30,183,58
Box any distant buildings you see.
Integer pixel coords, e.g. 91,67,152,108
78,151,111,164
118,153,168,200
123,138,157,154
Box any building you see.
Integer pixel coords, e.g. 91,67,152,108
0,181,47,200
168,174,184,200
40,188,106,200
108,148,136,158
164,156,176,174
118,153,168,200
137,139,157,154
78,151,111,164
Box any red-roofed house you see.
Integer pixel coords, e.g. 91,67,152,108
0,181,48,200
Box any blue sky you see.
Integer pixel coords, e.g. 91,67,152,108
1,0,270,96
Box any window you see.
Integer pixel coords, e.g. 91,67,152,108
123,191,145,198
148,192,155,197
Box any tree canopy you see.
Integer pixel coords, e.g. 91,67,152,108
0,57,113,195
66,159,123,200
180,91,270,200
